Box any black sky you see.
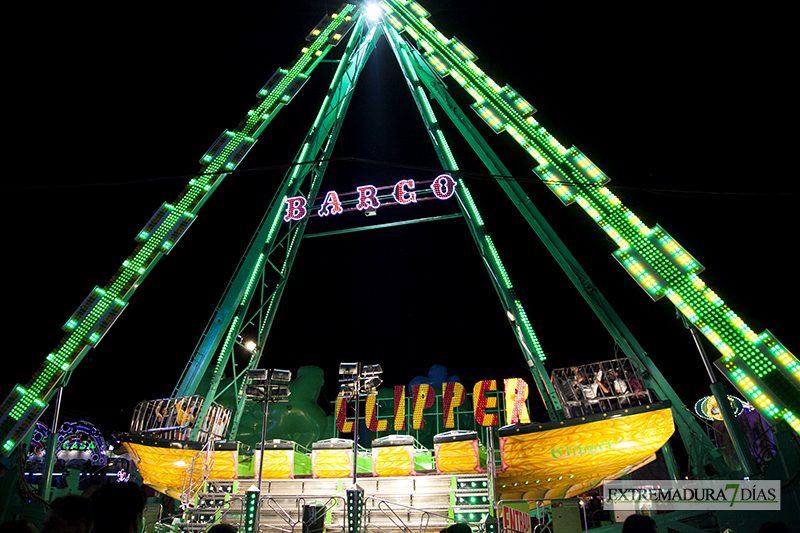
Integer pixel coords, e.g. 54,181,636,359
2,1,796,435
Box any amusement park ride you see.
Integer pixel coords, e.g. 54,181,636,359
1,0,798,531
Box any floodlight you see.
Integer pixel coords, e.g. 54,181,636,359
245,386,266,400
339,363,359,376
362,364,382,375
247,369,268,381
270,369,292,382
269,385,291,400
364,376,383,390
237,335,259,353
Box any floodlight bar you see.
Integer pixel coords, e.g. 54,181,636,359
364,376,383,390
270,369,292,383
247,369,268,381
339,362,359,376
269,385,291,398
362,364,382,375
246,386,266,400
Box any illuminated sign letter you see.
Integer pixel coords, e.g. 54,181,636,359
284,196,307,221
430,174,457,200
318,190,343,217
393,386,406,431
473,380,499,426
442,382,465,428
356,185,381,211
411,384,435,429
365,393,388,431
392,179,417,204
503,378,531,425
335,395,354,433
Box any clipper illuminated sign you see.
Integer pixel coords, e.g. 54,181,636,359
335,377,530,432
284,174,457,222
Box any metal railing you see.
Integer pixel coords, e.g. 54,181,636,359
182,438,216,509
130,396,232,442
367,495,461,533
550,358,652,419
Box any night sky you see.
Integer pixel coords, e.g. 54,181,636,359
2,1,795,448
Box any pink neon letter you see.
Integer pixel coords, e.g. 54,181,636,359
356,185,381,211
284,196,307,221
318,190,343,217
431,174,457,200
393,179,417,204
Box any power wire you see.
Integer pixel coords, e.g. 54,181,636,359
3,156,796,197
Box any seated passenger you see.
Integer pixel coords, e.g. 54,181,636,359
554,370,583,418
572,367,602,414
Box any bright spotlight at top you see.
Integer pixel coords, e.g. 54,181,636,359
365,3,382,21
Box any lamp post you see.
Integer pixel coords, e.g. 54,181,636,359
338,362,382,533
685,324,758,477
244,368,291,533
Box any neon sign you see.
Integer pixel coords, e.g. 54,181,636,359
26,420,107,466
335,378,530,432
694,394,745,421
284,174,457,222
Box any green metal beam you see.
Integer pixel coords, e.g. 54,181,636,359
174,16,383,439
384,25,562,421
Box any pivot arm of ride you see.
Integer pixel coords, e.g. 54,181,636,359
170,17,383,439
383,24,562,421
379,0,800,437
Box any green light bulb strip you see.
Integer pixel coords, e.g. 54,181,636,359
208,252,265,381
456,179,484,227
483,235,512,290
213,316,240,377
514,301,547,362
243,488,260,533
383,0,800,431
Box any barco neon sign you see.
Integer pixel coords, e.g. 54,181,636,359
283,174,457,222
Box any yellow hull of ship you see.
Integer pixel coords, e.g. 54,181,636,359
497,405,675,500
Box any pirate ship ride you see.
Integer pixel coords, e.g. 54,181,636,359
3,1,797,531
